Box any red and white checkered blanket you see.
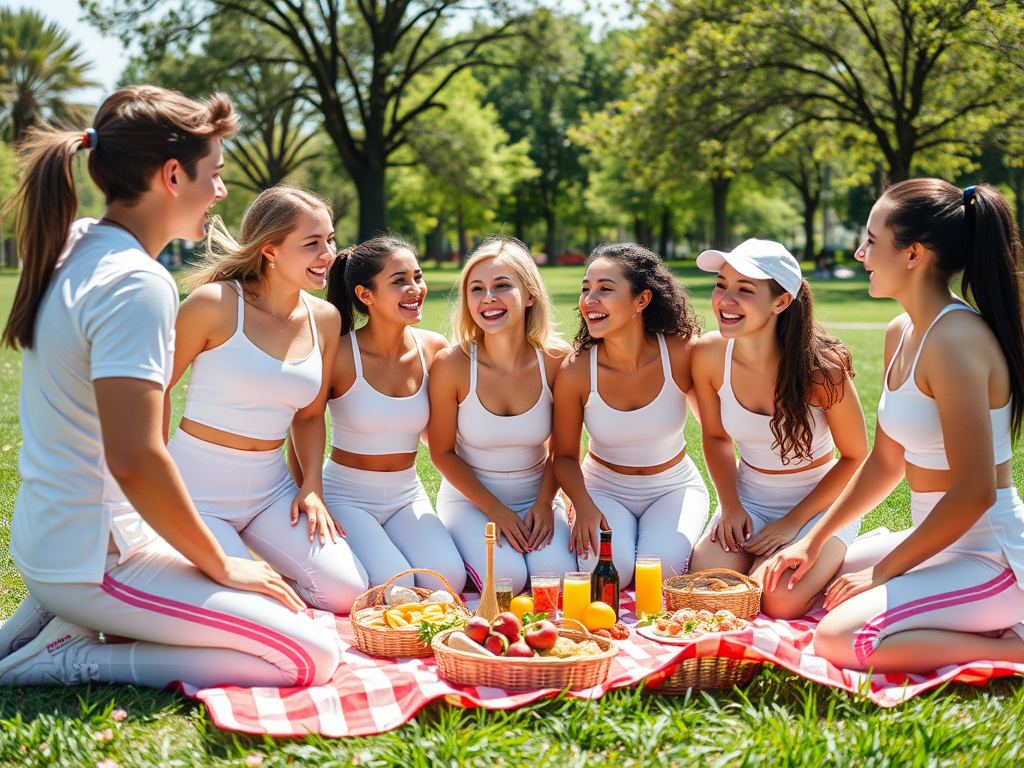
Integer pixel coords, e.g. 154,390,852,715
182,594,1024,736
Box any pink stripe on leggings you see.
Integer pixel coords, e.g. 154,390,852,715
465,562,482,591
101,575,317,687
853,567,1017,665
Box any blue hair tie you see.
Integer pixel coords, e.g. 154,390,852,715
82,128,98,150
963,185,976,205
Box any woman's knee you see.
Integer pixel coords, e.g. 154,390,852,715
302,625,341,686
813,612,863,669
760,587,814,621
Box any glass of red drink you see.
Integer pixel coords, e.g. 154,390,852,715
531,573,560,617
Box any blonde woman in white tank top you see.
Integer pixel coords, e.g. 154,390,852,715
765,180,1024,674
312,236,464,594
552,243,709,589
167,187,368,615
687,240,869,619
429,238,576,596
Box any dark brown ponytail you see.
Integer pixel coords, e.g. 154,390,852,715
2,85,237,349
326,236,417,335
770,278,855,465
882,179,1024,439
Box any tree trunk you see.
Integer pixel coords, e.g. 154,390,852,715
711,176,731,249
514,218,525,243
456,206,470,266
356,159,388,242
543,208,556,261
659,207,671,259
802,194,819,262
427,218,445,268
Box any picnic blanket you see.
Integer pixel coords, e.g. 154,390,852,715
183,593,1024,737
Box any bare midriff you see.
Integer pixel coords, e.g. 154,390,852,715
329,447,418,472
906,459,1013,494
178,418,285,451
588,446,687,476
741,451,835,475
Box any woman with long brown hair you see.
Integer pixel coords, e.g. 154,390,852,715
765,180,1024,673
687,239,869,619
0,87,340,690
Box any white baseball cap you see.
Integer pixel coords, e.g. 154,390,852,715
696,239,803,299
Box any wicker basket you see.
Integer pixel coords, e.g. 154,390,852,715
432,618,617,690
350,568,470,659
651,655,760,693
662,568,762,621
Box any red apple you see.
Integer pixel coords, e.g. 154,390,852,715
464,616,491,645
484,632,509,656
524,620,558,651
490,612,523,644
506,641,535,658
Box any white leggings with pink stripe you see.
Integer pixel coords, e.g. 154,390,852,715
22,540,339,689
819,488,1024,668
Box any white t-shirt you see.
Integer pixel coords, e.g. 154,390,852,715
11,219,178,584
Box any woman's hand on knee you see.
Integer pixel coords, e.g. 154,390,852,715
569,505,604,560
714,507,752,553
291,488,342,545
823,567,887,611
763,538,820,593
745,517,800,557
217,557,306,611
524,502,555,551
488,505,532,553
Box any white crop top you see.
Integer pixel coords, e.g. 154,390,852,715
718,338,835,471
877,304,1013,471
328,330,429,455
584,334,688,467
456,344,552,472
182,281,322,441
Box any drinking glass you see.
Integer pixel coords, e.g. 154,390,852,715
562,572,592,624
530,573,560,617
634,555,663,617
494,578,513,613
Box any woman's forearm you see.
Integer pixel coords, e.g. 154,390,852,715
804,453,903,546
703,435,743,510
290,414,327,493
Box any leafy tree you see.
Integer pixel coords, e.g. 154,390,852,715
90,0,527,240
0,8,97,142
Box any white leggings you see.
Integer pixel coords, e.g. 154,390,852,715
321,461,466,594
23,541,339,689
579,454,710,586
701,460,861,548
436,463,576,595
169,430,368,614
820,488,1024,665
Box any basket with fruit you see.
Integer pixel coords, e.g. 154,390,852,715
661,568,762,621
350,569,471,659
432,611,618,691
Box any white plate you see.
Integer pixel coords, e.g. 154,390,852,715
635,623,698,646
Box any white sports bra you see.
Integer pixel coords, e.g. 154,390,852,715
877,304,1013,471
456,344,552,473
718,338,835,471
182,281,322,441
328,330,429,455
584,334,688,467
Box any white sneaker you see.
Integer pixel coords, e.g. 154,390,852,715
0,617,101,686
0,594,54,658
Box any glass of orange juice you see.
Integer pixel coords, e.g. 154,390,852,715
562,572,592,624
634,555,663,617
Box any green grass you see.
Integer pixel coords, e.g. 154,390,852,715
0,263,1023,766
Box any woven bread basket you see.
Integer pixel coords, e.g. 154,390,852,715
652,655,760,693
662,568,762,621
432,618,617,690
350,568,470,659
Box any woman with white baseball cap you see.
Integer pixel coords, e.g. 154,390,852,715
688,238,869,619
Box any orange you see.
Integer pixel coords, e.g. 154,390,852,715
510,595,534,621
581,601,617,631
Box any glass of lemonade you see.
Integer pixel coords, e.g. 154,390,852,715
634,556,663,617
562,572,592,624
494,578,513,613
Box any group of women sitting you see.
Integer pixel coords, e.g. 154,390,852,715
0,85,1022,693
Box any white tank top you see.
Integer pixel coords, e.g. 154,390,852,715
877,304,1012,471
718,338,835,470
182,281,322,441
584,334,688,467
455,344,552,472
328,330,429,455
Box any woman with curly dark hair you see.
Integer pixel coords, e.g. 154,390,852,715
552,243,708,588
687,239,869,619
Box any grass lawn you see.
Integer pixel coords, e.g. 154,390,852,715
1,262,1023,766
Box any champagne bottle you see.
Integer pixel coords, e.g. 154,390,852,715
591,530,619,614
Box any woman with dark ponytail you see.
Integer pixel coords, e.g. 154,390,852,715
552,243,709,587
687,240,869,619
315,236,464,592
765,180,1024,673
0,86,341,690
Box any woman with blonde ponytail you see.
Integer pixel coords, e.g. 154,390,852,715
0,87,342,691
765,180,1024,673
167,185,367,615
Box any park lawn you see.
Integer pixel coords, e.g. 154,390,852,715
0,263,1023,766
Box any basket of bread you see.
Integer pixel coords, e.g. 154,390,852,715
662,568,762,621
350,569,471,659
432,612,618,690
